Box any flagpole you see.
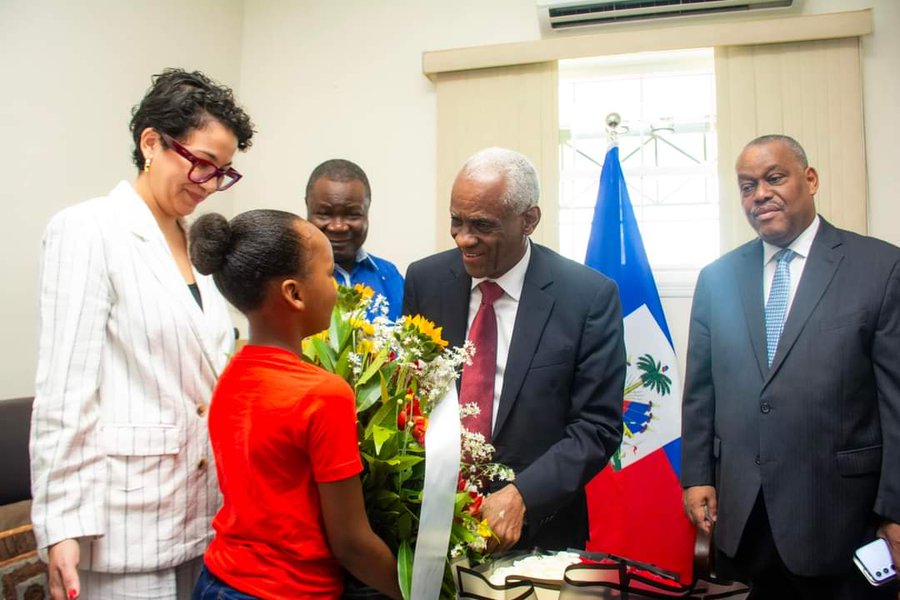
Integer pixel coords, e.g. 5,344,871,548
586,110,695,583
604,112,625,263
605,112,622,148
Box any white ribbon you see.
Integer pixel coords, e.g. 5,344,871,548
410,386,461,600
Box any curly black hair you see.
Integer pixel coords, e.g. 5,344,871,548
190,210,307,313
129,68,254,170
304,158,371,205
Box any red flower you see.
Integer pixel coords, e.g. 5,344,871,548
398,409,408,429
467,494,483,516
411,415,427,445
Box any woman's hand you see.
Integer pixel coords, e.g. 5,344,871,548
48,539,80,600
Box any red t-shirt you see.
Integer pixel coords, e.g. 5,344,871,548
204,345,362,599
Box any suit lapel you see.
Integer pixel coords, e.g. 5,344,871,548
442,257,472,349
118,183,220,376
765,220,842,383
493,246,554,438
737,241,769,379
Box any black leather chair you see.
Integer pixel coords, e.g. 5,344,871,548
0,398,47,600
0,396,33,506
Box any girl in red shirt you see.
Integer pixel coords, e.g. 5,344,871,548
189,210,401,600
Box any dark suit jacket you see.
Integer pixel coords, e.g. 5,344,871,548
681,218,900,576
403,243,625,550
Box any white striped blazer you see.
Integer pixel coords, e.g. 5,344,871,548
30,181,234,573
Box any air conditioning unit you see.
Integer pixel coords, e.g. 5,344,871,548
539,0,794,32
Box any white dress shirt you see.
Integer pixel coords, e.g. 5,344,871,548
762,215,820,316
467,241,532,432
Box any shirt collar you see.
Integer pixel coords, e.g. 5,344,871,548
763,214,820,266
470,240,531,302
334,246,378,279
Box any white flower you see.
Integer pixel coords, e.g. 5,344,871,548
459,402,481,418
348,353,363,377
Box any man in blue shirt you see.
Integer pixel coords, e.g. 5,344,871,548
305,159,404,321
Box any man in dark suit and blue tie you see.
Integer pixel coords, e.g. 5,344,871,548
403,147,626,552
681,135,900,598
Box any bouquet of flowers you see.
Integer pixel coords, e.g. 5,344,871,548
302,284,514,598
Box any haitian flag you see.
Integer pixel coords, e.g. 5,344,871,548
584,145,695,582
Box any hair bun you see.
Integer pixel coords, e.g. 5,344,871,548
189,213,232,275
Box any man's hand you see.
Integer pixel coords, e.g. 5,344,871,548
48,539,80,600
482,484,526,553
683,485,717,535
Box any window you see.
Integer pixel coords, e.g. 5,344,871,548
559,49,718,296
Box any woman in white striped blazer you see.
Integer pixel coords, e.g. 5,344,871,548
30,69,254,600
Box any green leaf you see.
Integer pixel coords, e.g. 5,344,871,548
450,521,475,544
365,396,398,439
397,512,413,540
356,380,383,413
358,347,389,385
398,540,413,600
309,337,336,371
372,425,395,455
335,346,352,380
328,310,344,350
370,489,401,509
385,455,425,470
379,370,392,410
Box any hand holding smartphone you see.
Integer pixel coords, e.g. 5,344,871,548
853,538,896,586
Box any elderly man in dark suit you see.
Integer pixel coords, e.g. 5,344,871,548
403,147,625,551
681,134,900,598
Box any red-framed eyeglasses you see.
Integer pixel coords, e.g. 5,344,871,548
160,132,242,191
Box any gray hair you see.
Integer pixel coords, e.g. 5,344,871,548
458,147,540,213
744,134,809,168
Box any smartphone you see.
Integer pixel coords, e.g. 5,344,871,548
853,538,896,586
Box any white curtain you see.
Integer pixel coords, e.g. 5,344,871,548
715,37,867,251
434,62,559,250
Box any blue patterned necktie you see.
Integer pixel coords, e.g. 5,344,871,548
765,248,797,367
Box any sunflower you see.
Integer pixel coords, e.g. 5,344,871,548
406,315,449,348
353,283,375,301
349,318,375,337
356,339,374,355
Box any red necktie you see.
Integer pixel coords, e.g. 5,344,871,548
459,281,503,443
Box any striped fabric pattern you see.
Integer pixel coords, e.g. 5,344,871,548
30,181,234,574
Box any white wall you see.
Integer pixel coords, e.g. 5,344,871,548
234,0,900,374
235,0,541,268
0,0,245,398
1,0,898,398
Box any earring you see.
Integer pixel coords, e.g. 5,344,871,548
144,157,152,173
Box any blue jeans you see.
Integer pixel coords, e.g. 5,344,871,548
192,564,259,600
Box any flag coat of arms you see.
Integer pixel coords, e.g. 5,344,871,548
584,145,695,582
